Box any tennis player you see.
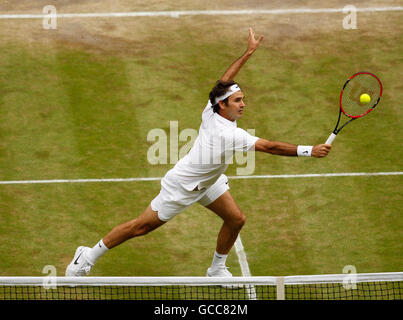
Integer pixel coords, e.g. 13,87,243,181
66,28,331,277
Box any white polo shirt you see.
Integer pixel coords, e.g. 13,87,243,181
166,100,259,191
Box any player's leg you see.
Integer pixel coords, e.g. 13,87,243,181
205,190,246,256
65,205,165,276
197,175,246,277
204,190,246,277
102,204,166,249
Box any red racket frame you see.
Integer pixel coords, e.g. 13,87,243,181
339,71,383,119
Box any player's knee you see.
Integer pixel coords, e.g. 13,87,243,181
232,211,246,230
239,212,246,228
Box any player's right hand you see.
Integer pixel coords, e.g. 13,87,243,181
312,144,332,158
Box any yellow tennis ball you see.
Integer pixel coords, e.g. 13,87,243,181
360,93,371,104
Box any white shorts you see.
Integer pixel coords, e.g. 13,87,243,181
150,174,230,222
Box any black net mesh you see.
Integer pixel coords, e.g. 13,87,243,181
0,284,274,300
285,281,402,300
0,280,401,300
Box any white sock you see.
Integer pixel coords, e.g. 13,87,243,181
211,251,228,269
85,239,109,264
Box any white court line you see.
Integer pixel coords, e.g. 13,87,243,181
0,171,401,185
235,235,257,300
0,7,402,19
229,171,403,180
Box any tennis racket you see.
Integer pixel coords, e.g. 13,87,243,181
325,72,383,145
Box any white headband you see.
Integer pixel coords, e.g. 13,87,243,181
214,84,241,105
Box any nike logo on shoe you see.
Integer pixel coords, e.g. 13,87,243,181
66,246,93,277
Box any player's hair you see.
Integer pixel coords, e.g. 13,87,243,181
209,80,238,113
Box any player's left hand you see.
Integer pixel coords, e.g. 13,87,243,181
312,144,332,158
247,27,264,55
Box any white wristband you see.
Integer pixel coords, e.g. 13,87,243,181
297,145,313,157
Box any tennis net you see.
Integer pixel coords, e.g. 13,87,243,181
0,272,401,300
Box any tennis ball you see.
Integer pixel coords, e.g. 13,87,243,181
360,93,371,104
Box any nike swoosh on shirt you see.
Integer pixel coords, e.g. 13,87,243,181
74,252,83,265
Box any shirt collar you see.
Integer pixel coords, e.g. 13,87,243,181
214,112,237,128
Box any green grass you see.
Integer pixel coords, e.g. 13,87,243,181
0,11,402,281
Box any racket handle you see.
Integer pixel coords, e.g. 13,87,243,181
325,133,337,145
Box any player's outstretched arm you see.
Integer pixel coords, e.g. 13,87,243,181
254,138,331,158
220,27,264,82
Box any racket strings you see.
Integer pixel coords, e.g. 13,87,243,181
341,74,381,117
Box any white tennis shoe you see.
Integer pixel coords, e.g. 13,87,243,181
65,246,93,277
206,265,233,277
206,266,244,289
